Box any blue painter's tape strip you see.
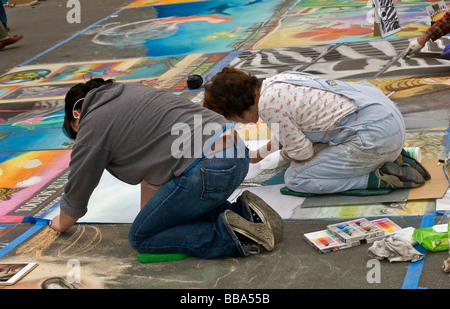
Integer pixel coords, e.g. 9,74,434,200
0,219,49,259
401,212,436,289
22,215,51,225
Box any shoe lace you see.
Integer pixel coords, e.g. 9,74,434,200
241,243,261,255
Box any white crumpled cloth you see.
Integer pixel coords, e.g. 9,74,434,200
367,234,424,262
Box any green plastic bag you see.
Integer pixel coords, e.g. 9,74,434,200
412,224,449,252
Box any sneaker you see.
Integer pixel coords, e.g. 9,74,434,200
224,210,274,253
372,162,425,188
242,190,283,244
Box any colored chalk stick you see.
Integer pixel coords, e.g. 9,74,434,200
138,253,189,263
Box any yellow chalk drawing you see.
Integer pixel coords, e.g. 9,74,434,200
16,227,60,259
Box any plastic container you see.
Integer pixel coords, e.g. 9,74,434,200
404,147,422,163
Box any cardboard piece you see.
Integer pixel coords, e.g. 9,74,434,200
8,0,35,4
373,21,381,37
266,158,447,209
408,158,449,200
300,188,409,208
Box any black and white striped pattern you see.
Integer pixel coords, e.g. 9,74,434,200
229,38,450,80
374,0,401,36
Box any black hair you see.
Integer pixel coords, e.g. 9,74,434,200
62,78,115,139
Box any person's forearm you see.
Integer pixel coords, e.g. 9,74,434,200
281,149,315,163
423,12,450,42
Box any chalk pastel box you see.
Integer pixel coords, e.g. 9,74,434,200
304,218,402,253
303,229,360,254
327,218,385,243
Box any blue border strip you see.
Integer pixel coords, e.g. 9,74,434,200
0,220,48,258
19,7,127,67
401,211,436,289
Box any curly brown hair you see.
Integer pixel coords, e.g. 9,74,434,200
204,66,261,120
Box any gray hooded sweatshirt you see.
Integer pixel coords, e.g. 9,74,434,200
60,82,228,219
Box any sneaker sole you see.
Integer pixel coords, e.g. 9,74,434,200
242,190,283,244
225,210,274,252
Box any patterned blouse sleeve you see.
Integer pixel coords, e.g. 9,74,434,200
259,107,314,161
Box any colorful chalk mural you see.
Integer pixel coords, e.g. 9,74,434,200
253,2,435,49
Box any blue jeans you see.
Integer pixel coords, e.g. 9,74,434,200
285,103,405,194
128,144,251,259
0,3,7,29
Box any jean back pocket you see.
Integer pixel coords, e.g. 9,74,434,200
201,166,237,202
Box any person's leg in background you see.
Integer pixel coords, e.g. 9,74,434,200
0,4,23,50
0,1,7,30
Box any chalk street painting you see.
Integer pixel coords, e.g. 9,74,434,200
0,100,72,151
0,150,71,223
253,2,433,49
94,0,295,56
228,37,450,80
363,73,450,131
0,69,51,85
0,84,76,102
0,53,232,102
44,57,182,83
22,0,296,65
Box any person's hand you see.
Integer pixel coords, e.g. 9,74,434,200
49,211,77,233
49,215,64,233
249,150,263,163
403,38,424,58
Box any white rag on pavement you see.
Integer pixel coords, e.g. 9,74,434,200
367,234,424,262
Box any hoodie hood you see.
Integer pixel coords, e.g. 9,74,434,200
80,82,124,121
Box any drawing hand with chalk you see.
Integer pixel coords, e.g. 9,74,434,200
403,38,425,58
50,210,78,233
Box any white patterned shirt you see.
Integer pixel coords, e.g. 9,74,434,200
259,73,357,160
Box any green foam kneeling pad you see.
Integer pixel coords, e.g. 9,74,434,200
138,253,189,263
